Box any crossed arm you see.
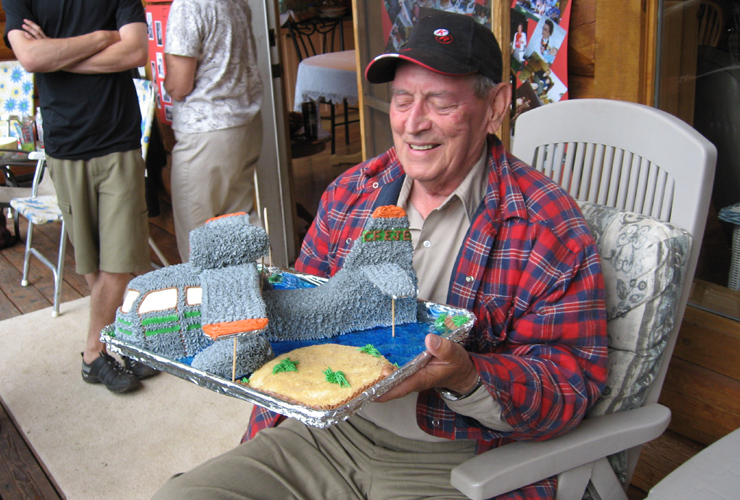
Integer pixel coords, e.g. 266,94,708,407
8,19,148,74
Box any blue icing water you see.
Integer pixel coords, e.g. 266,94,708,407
268,272,317,290
179,270,453,370
271,320,443,367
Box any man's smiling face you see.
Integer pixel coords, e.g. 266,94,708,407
389,62,495,195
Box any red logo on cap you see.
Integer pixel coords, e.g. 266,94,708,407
433,28,453,44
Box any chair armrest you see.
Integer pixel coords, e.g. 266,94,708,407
450,403,671,500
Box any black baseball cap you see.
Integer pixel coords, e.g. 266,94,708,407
365,8,503,85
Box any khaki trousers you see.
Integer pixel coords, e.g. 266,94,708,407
171,116,262,261
152,415,477,500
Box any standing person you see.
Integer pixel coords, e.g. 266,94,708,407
164,0,263,262
4,0,157,394
153,9,607,499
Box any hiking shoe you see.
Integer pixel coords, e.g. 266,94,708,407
123,356,160,380
81,352,140,394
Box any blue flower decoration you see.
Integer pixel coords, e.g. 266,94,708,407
11,68,23,83
4,98,17,112
22,81,32,95
18,100,30,114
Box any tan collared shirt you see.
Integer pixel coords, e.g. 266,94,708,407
358,147,514,439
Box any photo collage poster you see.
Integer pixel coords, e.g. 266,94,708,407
381,0,493,52
510,0,571,124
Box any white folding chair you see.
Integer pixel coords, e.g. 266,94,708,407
10,151,66,317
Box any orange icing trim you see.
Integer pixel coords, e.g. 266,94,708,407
206,212,248,224
372,206,407,219
202,317,269,339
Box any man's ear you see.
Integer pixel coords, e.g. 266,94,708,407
485,82,512,135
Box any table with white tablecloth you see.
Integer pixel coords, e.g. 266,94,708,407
293,49,361,164
293,49,358,111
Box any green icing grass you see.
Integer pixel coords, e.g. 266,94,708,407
323,367,350,388
273,358,299,374
357,344,381,357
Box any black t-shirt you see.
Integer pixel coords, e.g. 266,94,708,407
3,0,145,160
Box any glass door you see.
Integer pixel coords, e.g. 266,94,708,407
251,0,296,266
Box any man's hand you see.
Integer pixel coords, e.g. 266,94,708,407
375,333,479,402
21,19,49,40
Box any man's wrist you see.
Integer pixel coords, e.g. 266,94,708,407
435,375,483,402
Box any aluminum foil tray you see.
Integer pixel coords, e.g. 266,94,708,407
102,268,475,428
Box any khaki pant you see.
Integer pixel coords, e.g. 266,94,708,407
152,415,477,500
171,117,262,261
47,149,150,275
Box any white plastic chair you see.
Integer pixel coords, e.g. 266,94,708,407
450,99,716,499
646,426,740,499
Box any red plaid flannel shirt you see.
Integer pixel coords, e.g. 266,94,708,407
245,136,608,499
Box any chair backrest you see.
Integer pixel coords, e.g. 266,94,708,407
698,0,724,47
512,98,716,407
132,78,158,160
287,16,344,61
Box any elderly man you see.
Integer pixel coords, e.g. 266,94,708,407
153,9,607,500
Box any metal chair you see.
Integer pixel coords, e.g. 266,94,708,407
287,15,359,154
9,152,66,317
451,99,716,499
1,149,38,241
697,0,724,47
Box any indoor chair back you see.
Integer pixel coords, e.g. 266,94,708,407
287,15,357,155
287,16,345,62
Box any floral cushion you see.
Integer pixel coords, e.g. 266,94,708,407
9,195,63,225
578,202,691,487
579,201,692,418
